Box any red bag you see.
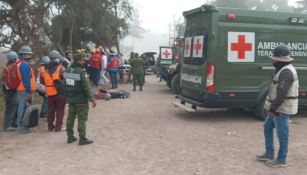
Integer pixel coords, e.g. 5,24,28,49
2,63,21,89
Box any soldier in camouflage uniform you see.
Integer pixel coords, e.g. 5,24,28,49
130,53,146,91
64,53,96,145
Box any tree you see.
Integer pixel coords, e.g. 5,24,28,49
213,0,248,9
293,0,307,12
212,0,292,11
47,0,133,53
0,0,134,57
250,0,290,11
0,0,52,57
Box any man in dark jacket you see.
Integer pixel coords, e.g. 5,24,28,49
62,50,73,69
64,53,96,145
2,51,18,131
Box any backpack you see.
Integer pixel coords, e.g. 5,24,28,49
2,63,21,89
109,90,130,99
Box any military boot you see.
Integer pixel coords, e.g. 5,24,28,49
140,85,143,91
79,137,93,145
67,136,78,144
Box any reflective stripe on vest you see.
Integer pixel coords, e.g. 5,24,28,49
264,64,299,115
17,61,37,92
41,65,62,96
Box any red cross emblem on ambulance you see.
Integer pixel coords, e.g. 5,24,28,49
228,32,255,62
161,48,172,59
184,37,192,57
192,35,204,58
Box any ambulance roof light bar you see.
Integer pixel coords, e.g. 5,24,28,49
289,17,305,24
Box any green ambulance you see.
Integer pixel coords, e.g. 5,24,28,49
173,4,307,119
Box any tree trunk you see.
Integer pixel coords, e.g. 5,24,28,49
69,14,75,51
114,1,120,53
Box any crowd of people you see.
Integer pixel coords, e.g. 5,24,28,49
1,44,146,145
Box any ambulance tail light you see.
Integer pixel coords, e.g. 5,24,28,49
206,64,215,93
174,52,180,61
227,13,236,20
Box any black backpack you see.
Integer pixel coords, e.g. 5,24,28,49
109,90,130,99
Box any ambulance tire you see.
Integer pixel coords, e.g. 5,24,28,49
254,96,266,120
171,73,180,94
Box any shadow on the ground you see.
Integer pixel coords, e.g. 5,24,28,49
175,108,260,123
156,88,174,95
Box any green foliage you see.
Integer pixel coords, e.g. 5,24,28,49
294,0,307,12
0,0,134,56
0,0,51,57
47,0,133,52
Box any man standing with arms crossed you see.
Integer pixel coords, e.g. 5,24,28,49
257,45,299,167
64,53,96,145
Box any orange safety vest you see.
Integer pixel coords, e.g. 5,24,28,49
17,61,37,92
41,65,62,96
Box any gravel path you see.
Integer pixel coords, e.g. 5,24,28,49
1,75,307,175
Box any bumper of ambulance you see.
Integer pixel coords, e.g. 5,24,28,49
174,88,307,112
175,90,258,109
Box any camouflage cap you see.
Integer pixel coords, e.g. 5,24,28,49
74,53,87,61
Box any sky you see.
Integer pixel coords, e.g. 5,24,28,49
132,0,207,33
121,0,207,54
122,0,298,54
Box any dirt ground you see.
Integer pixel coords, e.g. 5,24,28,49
1,75,307,175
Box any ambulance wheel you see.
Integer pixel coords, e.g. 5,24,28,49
254,96,266,120
171,73,180,94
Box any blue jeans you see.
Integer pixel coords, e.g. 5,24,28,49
109,71,118,88
99,70,109,84
90,68,100,85
17,91,30,130
264,113,289,163
41,96,48,114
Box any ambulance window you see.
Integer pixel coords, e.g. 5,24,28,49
183,33,207,65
